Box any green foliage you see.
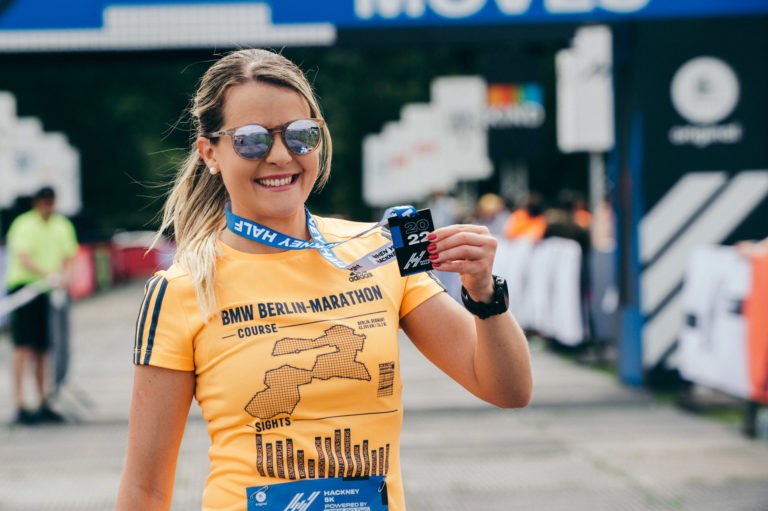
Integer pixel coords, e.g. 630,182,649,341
0,47,475,238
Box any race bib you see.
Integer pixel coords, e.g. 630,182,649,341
246,476,388,511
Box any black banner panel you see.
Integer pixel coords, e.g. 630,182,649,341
619,17,768,377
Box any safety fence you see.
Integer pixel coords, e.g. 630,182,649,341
493,237,618,349
494,237,768,409
4,233,764,411
0,232,174,327
678,245,768,405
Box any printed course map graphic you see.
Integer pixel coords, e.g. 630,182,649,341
245,325,371,419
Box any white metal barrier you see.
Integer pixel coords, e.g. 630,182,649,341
678,245,768,404
494,236,587,346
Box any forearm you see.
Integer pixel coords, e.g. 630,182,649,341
116,426,180,511
410,223,533,408
116,366,194,511
403,293,532,409
60,256,77,285
19,252,47,278
471,311,532,408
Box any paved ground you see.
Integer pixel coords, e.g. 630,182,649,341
1,281,767,511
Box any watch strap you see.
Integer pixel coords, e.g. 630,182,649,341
460,275,509,320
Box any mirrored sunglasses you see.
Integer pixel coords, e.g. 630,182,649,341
206,118,325,160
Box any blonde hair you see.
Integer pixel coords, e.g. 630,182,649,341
156,49,332,319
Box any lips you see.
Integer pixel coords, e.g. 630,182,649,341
255,175,296,187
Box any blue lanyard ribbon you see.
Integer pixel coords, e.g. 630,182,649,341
224,204,416,272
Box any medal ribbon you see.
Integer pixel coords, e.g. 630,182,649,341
224,204,417,272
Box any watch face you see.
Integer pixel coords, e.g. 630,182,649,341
495,276,509,296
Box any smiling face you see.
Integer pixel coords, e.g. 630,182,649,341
197,80,320,237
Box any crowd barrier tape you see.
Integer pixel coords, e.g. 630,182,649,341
494,236,587,346
678,246,768,404
0,238,174,327
0,273,71,393
0,273,59,318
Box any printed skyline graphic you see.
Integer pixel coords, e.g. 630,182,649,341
255,428,390,480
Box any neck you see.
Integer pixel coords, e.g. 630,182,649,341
35,209,52,221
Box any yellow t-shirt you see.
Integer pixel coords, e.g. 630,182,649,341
134,215,444,511
4,209,78,288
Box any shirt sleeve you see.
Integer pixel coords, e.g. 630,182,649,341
399,270,445,318
6,216,31,254
133,273,196,371
60,217,79,258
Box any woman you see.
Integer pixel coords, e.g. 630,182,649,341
116,49,532,511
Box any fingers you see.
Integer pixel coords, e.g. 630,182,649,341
427,224,497,284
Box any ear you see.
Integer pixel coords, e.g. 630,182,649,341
196,136,218,169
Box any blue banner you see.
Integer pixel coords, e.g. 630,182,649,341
271,0,768,27
0,0,251,29
1,0,767,30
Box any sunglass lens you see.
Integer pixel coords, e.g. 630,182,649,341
232,125,271,159
284,119,322,155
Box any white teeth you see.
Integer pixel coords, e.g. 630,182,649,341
257,176,293,187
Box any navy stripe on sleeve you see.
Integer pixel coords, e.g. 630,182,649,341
134,275,162,365
142,277,168,365
133,276,158,354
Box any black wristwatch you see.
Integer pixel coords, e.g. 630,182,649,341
460,275,509,319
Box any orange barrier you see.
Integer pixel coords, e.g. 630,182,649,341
67,245,96,300
745,254,768,403
679,246,768,405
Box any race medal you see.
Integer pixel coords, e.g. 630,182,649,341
387,208,434,276
246,475,388,511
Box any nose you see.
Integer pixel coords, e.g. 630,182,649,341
264,132,293,166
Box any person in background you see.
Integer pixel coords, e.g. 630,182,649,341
503,191,547,241
116,49,532,511
544,189,590,256
471,193,509,237
4,186,78,425
543,189,591,298
426,189,462,228
571,190,592,230
590,193,616,252
735,236,768,257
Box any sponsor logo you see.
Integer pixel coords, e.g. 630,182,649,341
349,270,374,281
285,491,321,511
671,57,739,125
486,82,545,129
669,56,742,148
251,490,267,504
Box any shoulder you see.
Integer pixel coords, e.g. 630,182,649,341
8,211,34,228
144,265,195,301
51,214,77,235
5,212,35,240
161,263,191,281
138,265,202,322
51,213,75,226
